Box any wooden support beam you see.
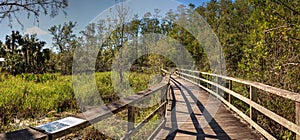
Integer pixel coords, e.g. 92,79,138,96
249,86,257,128
0,82,169,140
161,87,167,118
178,69,300,138
228,80,232,104
206,75,209,88
0,128,47,140
216,76,219,95
296,102,300,140
199,73,202,85
127,105,135,132
250,86,253,120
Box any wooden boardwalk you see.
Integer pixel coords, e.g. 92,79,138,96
155,76,263,140
1,69,299,139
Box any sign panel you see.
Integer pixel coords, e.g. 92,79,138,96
34,117,86,134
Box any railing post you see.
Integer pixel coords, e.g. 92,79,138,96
206,75,209,88
296,102,300,140
250,86,253,121
228,80,232,103
163,85,168,118
128,105,135,132
249,86,257,126
216,76,219,95
195,71,198,83
160,84,167,118
199,72,202,86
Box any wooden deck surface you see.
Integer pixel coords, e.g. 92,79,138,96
155,76,264,140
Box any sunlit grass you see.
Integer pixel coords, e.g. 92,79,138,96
0,72,156,133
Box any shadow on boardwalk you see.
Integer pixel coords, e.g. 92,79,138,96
155,76,263,140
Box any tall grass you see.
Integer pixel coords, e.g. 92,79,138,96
0,72,153,133
0,73,76,132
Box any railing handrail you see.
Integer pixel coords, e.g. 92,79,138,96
0,70,171,140
180,68,300,102
177,69,300,140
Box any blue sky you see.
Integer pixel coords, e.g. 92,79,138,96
0,0,207,49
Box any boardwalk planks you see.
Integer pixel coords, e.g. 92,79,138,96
178,69,300,139
155,77,263,139
296,102,300,140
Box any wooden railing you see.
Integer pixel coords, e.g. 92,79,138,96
0,70,171,140
177,69,300,140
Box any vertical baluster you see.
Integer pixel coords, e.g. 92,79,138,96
206,75,209,88
296,102,300,140
164,84,169,118
249,86,257,128
216,76,219,95
128,105,135,132
228,80,232,104
250,86,253,121
199,72,202,86
195,71,197,83
179,69,181,77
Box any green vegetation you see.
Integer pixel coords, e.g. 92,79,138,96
85,89,165,139
195,1,299,139
0,0,299,139
0,72,153,133
0,73,74,131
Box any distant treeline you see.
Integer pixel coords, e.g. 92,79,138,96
0,0,299,139
0,0,298,92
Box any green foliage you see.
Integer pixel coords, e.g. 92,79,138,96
48,21,79,75
0,72,151,133
0,73,75,129
48,21,78,53
21,73,57,83
80,88,166,139
0,0,299,139
1,31,52,75
194,0,299,139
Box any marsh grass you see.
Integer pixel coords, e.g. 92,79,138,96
0,72,156,134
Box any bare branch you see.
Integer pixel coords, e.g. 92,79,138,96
0,0,68,27
264,25,290,33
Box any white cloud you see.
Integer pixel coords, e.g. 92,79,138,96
24,26,48,35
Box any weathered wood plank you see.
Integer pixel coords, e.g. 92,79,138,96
0,128,48,140
179,71,300,136
199,82,275,139
50,120,90,139
181,69,300,102
228,80,232,104
296,102,300,140
0,81,169,140
127,105,135,132
250,86,258,128
75,83,168,123
156,77,264,139
179,74,275,140
124,101,167,139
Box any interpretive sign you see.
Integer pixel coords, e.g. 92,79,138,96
33,117,86,134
